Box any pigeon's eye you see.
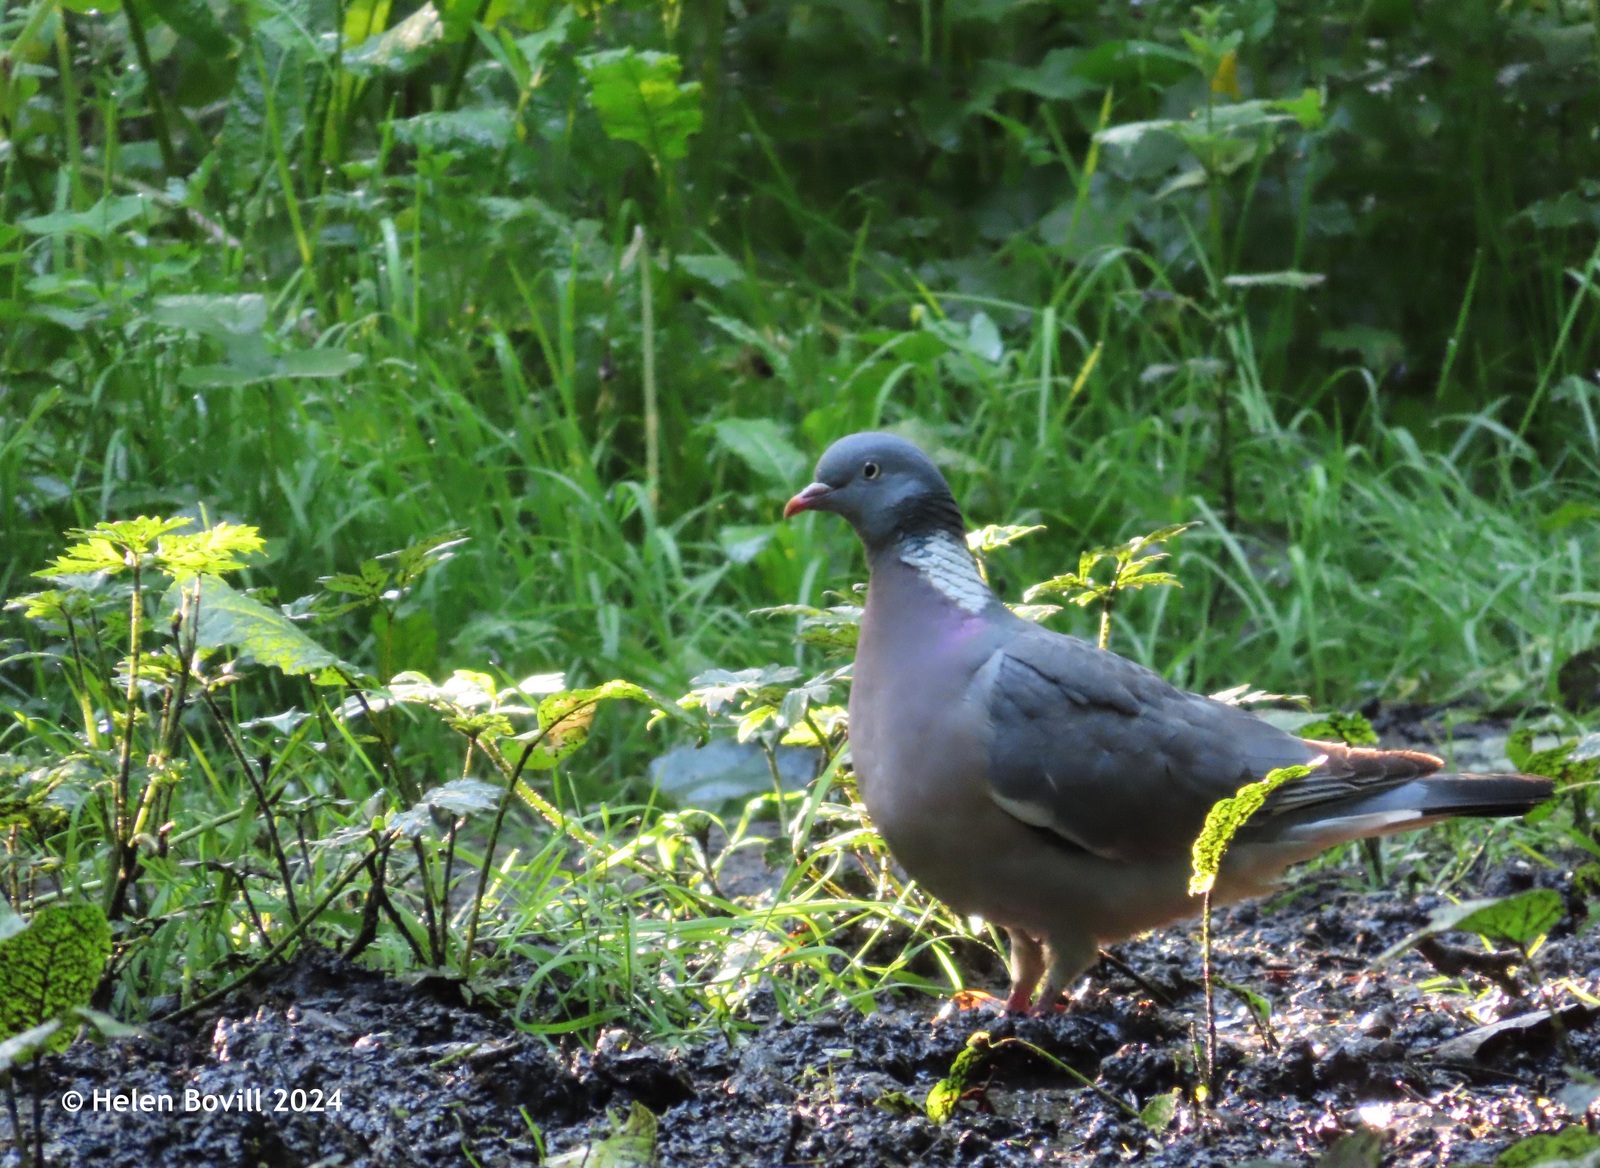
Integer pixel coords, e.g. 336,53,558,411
862,461,881,481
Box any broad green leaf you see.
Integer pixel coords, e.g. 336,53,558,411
179,349,364,388
1377,890,1565,963
579,48,703,166
391,108,516,150
0,903,112,1054
163,576,349,681
676,253,746,287
519,679,660,769
151,294,269,338
1453,890,1564,948
679,666,803,716
19,195,150,239
391,778,503,837
142,0,232,54
712,418,807,486
344,1,445,74
1190,762,1318,895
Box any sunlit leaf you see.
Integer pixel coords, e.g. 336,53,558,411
579,48,703,166
0,903,111,1055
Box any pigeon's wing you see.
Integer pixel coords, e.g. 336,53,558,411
971,626,1445,861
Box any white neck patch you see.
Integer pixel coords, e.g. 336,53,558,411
898,532,992,614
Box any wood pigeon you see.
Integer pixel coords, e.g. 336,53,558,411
784,431,1554,1013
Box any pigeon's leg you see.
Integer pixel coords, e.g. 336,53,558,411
1031,936,1099,1015
1003,928,1046,1014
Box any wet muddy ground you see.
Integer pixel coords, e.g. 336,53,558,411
6,710,1599,1167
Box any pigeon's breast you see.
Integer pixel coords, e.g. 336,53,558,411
848,559,1006,911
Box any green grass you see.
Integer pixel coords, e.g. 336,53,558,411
2,0,1599,1039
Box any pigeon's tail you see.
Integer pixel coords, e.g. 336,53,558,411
1273,771,1554,848
1404,772,1557,818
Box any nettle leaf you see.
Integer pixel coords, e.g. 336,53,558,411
0,902,112,1055
391,778,503,838
712,418,807,486
1190,762,1319,896
519,680,658,770
967,524,1047,557
164,576,349,682
1297,711,1379,746
1452,890,1564,948
1506,728,1600,788
1378,890,1566,964
579,48,703,166
680,666,803,717
752,603,862,652
35,516,193,577
155,522,265,580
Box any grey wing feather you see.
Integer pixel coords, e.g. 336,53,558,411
977,626,1355,860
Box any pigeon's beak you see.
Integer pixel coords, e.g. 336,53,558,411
783,482,833,519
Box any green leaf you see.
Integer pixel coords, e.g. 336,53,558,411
1297,711,1379,746
163,576,350,682
676,253,747,288
926,1031,991,1124
18,194,151,239
520,679,660,769
140,0,233,55
0,902,112,1054
1493,1127,1600,1168
1190,762,1318,895
1377,890,1566,963
155,522,265,580
1316,1129,1385,1168
150,293,269,338
1139,1087,1181,1132
1272,87,1325,130
1453,890,1564,948
579,48,703,166
0,1019,64,1073
967,524,1047,556
35,516,194,577
343,1,446,74
546,1100,658,1168
712,418,808,486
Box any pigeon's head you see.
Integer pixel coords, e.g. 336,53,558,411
784,432,965,552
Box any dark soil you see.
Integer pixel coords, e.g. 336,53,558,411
6,862,1595,1168
6,710,1597,1167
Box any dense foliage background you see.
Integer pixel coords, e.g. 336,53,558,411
2,0,1600,1032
